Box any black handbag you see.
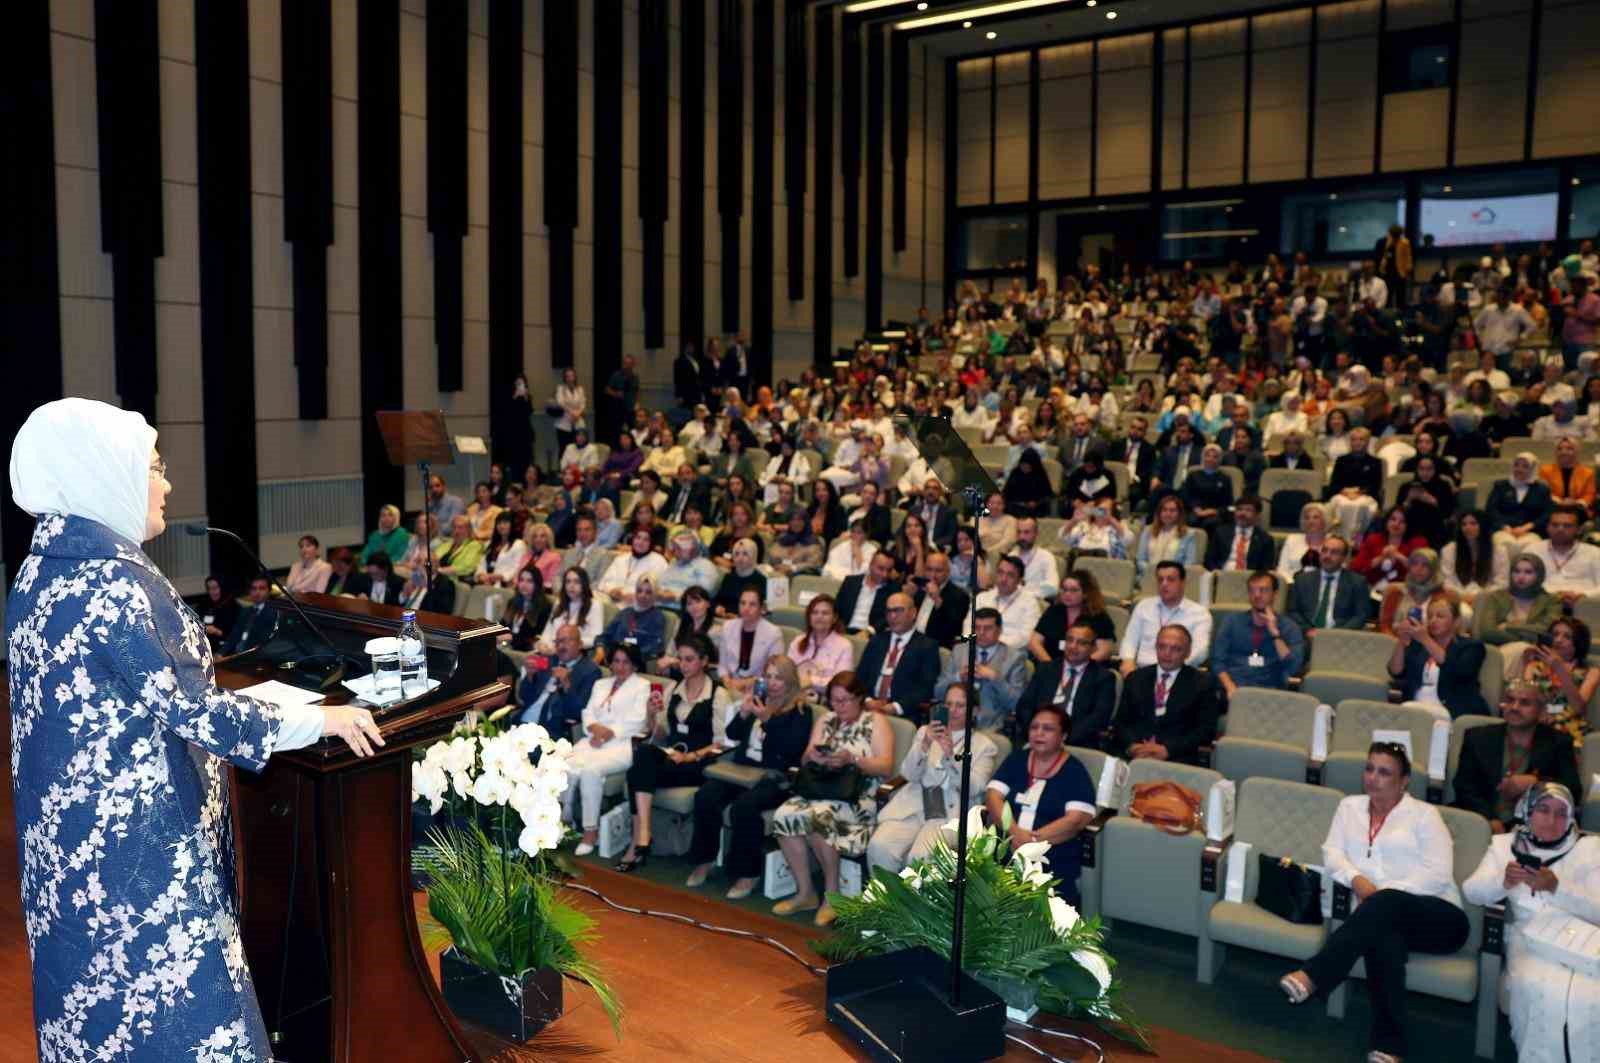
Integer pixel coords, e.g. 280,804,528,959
1255,853,1323,925
794,762,868,803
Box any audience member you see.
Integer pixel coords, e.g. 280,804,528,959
1388,595,1490,718
933,607,1026,731
198,575,240,651
1135,493,1199,582
984,705,1097,903
537,567,606,650
475,514,529,588
358,504,411,566
428,474,466,526
434,515,485,580
717,587,784,696
595,577,669,665
498,568,551,652
1477,553,1564,646
1524,504,1600,604
909,551,971,649
968,556,1045,651
1113,624,1221,764
1119,561,1212,671
515,623,600,734
1486,452,1554,550
1513,616,1599,743
789,595,854,695
1352,506,1428,597
857,593,941,723
563,643,651,856
465,481,502,542
363,552,404,606
1213,571,1306,695
285,534,332,595
836,550,899,635
1016,622,1117,746
1377,549,1454,635
1451,682,1580,833
220,576,277,656
323,547,366,597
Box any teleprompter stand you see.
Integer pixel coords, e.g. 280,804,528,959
824,414,1007,1063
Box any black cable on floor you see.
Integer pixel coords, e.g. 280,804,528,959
561,880,1104,1063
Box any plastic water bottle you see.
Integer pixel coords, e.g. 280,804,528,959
398,611,428,698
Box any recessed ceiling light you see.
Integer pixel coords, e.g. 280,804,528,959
1449,220,1457,226
1573,178,1582,187
1086,0,1097,6
1339,226,1348,233
963,19,973,27
986,30,997,38
1097,204,1107,211
1443,185,1453,192
1105,9,1117,17
1328,193,1338,200
897,0,1073,31
917,1,928,8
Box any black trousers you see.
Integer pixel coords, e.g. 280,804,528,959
1302,889,1469,1056
626,744,707,795
688,776,789,880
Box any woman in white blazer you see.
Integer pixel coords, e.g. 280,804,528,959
1279,741,1469,1063
1464,782,1600,1063
564,643,651,856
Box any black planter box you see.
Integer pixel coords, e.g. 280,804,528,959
825,946,1006,1062
439,948,563,1043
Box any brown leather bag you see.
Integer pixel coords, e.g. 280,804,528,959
1128,780,1203,836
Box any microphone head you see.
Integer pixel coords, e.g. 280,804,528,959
185,525,210,537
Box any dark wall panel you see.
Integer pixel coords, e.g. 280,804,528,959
750,0,774,384
679,0,706,355
813,7,834,366
840,17,860,279
0,0,65,579
784,0,807,301
717,0,745,335
865,25,884,329
488,0,524,469
195,0,260,580
281,0,333,420
544,0,579,369
890,33,909,254
93,0,163,424
425,0,468,392
593,0,624,440
639,0,669,350
357,0,405,516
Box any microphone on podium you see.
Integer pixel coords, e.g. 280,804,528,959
187,525,352,690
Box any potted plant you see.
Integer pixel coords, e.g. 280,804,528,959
411,718,622,1042
816,807,1148,1050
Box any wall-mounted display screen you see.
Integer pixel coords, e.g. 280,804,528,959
1418,193,1558,247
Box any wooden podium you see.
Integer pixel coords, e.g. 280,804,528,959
218,594,510,1063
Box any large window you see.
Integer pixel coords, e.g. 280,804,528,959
1280,184,1405,258
1158,199,1261,263
1418,168,1559,248
959,213,1029,271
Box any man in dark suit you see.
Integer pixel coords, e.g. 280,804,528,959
1115,416,1157,511
1060,414,1099,470
1152,419,1205,497
1452,682,1581,833
1285,535,1369,634
1204,496,1276,572
1015,621,1117,748
857,593,941,724
835,551,899,635
673,343,704,409
720,334,751,399
220,576,278,656
911,552,971,648
515,624,602,736
905,478,959,551
362,553,406,606
663,462,712,526
1267,432,1316,471
1112,624,1221,765
849,481,894,545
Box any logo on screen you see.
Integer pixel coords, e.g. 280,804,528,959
1469,206,1498,226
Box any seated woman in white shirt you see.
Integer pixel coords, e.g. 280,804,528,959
598,526,669,605
474,514,529,588
1319,407,1354,464
285,534,333,595
536,566,607,651
823,519,878,581
559,427,602,473
1276,502,1332,583
563,643,651,856
1057,500,1129,560
1462,781,1600,1063
1279,742,1469,1063
759,438,812,506
1262,391,1311,448
1438,510,1506,613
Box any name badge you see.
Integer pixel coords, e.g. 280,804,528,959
203,615,215,625
676,721,689,734
1248,652,1266,668
624,637,638,645
1016,779,1046,831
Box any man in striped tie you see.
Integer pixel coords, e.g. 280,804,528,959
859,592,942,724
1112,624,1221,765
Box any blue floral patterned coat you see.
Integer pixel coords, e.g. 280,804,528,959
7,515,286,1061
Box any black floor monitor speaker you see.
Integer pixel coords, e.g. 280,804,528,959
825,947,1006,1063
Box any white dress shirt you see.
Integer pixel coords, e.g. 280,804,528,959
598,550,668,598
1323,794,1462,908
1016,547,1061,600
581,673,651,752
1523,540,1600,597
1119,595,1212,666
824,539,878,582
966,588,1044,650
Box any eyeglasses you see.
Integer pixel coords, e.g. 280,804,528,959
149,458,168,480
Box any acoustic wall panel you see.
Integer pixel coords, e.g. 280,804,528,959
1533,0,1600,158
1187,20,1245,189
993,51,1030,205
1313,3,1379,177
1454,13,1529,166
956,57,991,206
1095,34,1152,196
1037,43,1092,202
1160,29,1185,190
1381,87,1449,172
1248,10,1311,184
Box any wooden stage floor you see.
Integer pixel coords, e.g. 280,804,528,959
0,699,1265,1062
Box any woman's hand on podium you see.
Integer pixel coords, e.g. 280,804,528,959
322,706,386,758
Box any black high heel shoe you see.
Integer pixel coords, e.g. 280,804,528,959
614,844,650,873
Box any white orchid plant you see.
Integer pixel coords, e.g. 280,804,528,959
816,805,1146,1049
410,718,622,1032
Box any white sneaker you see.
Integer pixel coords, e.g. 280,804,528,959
574,841,596,857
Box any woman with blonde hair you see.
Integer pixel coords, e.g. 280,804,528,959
1277,501,1332,582
521,521,563,588
1135,493,1198,583
359,503,411,566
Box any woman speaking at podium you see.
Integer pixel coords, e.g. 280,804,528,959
6,399,384,1061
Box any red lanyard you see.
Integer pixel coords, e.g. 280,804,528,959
1027,750,1065,790
1367,805,1393,857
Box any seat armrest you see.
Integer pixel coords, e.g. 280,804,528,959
1481,902,1507,957
1196,743,1214,770
1426,779,1445,804
1201,836,1233,894
1079,808,1117,870
1331,880,1353,920
1306,758,1324,786
875,775,908,810
1286,675,1302,691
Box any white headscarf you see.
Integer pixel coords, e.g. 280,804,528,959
10,398,157,544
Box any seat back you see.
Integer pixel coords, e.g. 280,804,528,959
1326,700,1441,798
1225,689,1323,748
1260,469,1323,508
1234,778,1343,867
1584,742,1600,832
1437,804,1492,947
1460,457,1512,487
884,714,919,776
1213,570,1289,610
1104,604,1130,642
1574,596,1600,635
1116,758,1222,815
986,731,1014,763
1218,466,1245,501
1072,556,1137,600
790,574,842,605
1307,629,1396,677
1477,646,1504,710
1103,461,1132,503
1067,745,1112,806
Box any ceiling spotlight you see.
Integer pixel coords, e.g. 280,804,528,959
1443,184,1453,192
1328,193,1338,200
1105,9,1117,17
963,20,973,27
1086,0,1097,6
986,30,997,38
1573,177,1582,187
917,1,928,8
1097,204,1107,211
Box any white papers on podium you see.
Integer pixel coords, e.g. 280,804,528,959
454,435,488,455
240,679,327,709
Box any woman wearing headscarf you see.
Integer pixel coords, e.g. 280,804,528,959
358,503,411,566
1464,782,1600,1063
1177,443,1235,533
1001,449,1054,519
1487,452,1555,552
1377,549,1456,634
768,509,823,578
1477,553,1565,647
6,399,383,1062
1398,456,1455,548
